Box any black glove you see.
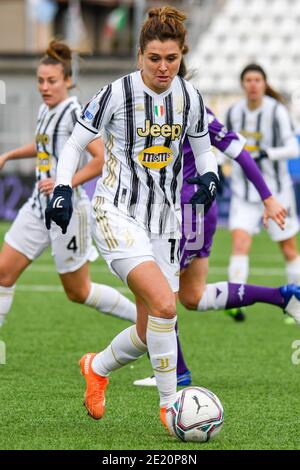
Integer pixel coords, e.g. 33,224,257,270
255,150,268,163
45,185,73,234
187,172,219,215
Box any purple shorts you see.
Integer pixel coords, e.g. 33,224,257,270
180,201,217,270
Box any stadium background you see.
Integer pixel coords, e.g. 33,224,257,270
1,0,300,451
1,0,300,222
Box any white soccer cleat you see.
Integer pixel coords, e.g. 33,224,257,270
133,375,157,387
133,370,192,387
280,285,300,325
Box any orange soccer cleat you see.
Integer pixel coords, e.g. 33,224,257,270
79,352,109,420
160,406,168,430
160,407,175,436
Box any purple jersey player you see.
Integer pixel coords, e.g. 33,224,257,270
180,107,276,271
134,108,300,388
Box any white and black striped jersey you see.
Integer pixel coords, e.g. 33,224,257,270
29,96,87,218
226,96,299,203
77,71,210,235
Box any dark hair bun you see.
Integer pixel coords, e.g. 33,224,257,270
46,40,72,63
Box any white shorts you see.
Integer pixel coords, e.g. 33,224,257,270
229,187,299,242
5,198,98,274
91,197,180,292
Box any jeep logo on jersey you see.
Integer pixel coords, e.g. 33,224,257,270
137,120,181,140
138,145,173,169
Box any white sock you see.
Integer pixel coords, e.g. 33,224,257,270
286,256,300,284
147,315,177,408
0,285,15,327
91,325,147,376
84,283,136,322
197,282,229,311
228,255,249,284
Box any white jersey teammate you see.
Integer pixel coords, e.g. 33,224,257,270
0,40,137,329
226,64,300,301
16,94,95,272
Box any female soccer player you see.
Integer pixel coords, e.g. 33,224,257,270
46,7,220,431
226,64,300,315
0,40,136,328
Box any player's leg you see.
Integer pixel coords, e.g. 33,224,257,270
226,229,251,320
227,196,261,319
179,244,300,321
266,188,300,324
177,202,216,377
59,263,136,322
53,197,136,322
133,259,208,388
0,203,49,327
181,273,300,323
228,191,257,284
229,229,252,283
80,200,178,423
280,236,300,285
81,260,177,421
179,257,209,309
268,187,300,284
0,243,31,326
134,202,218,387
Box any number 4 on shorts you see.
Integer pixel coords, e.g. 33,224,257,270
67,236,78,253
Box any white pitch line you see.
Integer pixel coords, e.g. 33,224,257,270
209,267,285,276
27,264,286,277
16,263,286,296
27,264,110,274
16,284,133,295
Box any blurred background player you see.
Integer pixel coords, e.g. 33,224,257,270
0,40,136,328
226,64,300,321
45,6,219,431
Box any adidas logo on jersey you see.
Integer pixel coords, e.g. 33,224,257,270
209,182,217,197
138,145,173,170
53,196,64,208
137,119,182,140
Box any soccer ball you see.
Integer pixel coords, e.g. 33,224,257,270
166,386,224,442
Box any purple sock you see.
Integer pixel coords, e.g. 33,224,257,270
226,283,284,309
175,322,189,375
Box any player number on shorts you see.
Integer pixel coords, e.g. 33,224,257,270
168,238,176,264
67,236,78,253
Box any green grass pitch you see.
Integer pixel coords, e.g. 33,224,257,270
0,221,299,450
